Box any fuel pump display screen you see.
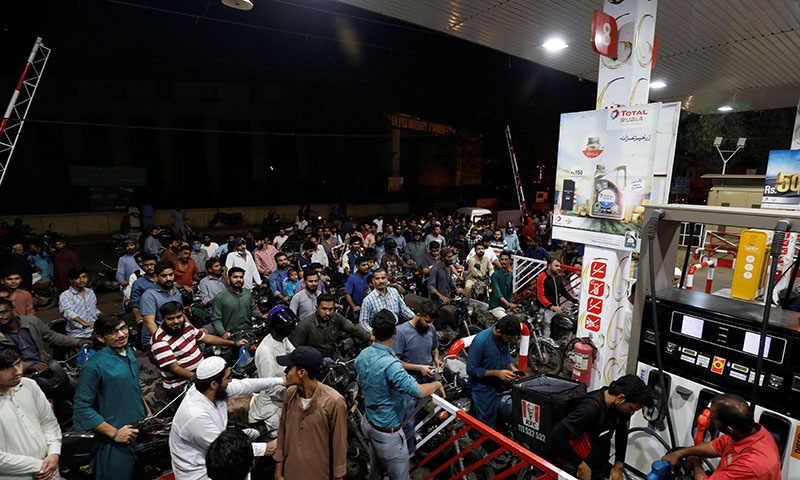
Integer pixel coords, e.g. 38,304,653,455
670,312,786,363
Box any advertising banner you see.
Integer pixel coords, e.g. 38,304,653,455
578,246,632,389
762,150,800,210
552,103,661,250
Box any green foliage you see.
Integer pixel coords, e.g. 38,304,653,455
673,107,795,175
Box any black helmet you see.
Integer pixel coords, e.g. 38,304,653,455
267,305,298,338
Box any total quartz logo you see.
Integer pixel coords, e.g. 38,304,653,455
609,109,620,120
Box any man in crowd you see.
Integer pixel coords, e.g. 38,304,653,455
536,258,579,338
525,236,551,261
464,243,493,298
296,241,316,276
249,306,298,436
6,243,33,290
0,345,63,480
345,236,364,275
116,238,140,295
489,229,508,257
428,247,459,306
211,267,264,339
151,301,246,399
356,310,445,480
380,239,402,280
296,262,327,295
291,293,372,361
198,257,227,323
59,266,103,339
273,228,289,250
269,252,292,306
385,224,406,253
169,356,284,480
274,346,348,480
73,315,151,480
122,251,144,310
551,375,653,480
225,237,261,290
662,393,781,480
254,235,279,279
503,222,521,253
359,268,415,331
392,301,442,454
403,229,427,272
345,256,372,322
129,253,158,326
51,237,79,292
144,226,164,255
160,237,182,263
206,429,254,480
466,316,523,437
289,269,319,322
2,269,34,316
425,223,447,248
190,238,209,276
173,244,199,291
320,225,342,261
140,260,183,358
200,233,219,258
27,240,54,288
488,251,519,316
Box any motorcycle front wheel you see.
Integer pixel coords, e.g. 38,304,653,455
530,342,563,376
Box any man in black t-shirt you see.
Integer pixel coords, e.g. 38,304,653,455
549,375,653,480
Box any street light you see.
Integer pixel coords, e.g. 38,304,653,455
713,137,747,174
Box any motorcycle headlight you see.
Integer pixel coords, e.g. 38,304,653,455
346,381,359,402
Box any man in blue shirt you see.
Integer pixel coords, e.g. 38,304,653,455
27,240,53,286
466,316,522,437
269,252,291,306
140,260,182,360
356,310,444,480
116,238,140,293
344,256,371,322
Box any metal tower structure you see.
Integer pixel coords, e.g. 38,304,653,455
505,125,529,218
0,37,51,189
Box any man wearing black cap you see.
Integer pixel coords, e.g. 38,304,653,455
273,346,348,480
466,316,523,436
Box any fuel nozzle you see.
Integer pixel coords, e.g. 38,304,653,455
645,460,670,480
694,408,711,445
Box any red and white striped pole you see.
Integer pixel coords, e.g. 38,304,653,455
0,37,43,138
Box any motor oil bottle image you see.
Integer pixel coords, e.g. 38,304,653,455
590,164,626,220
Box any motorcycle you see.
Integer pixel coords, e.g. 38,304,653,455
434,296,493,350
469,275,491,303
31,282,58,309
90,260,120,293
520,301,578,376
209,210,243,226
322,358,370,480
60,392,180,480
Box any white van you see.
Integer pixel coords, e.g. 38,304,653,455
453,207,494,224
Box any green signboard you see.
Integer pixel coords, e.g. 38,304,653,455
69,166,147,186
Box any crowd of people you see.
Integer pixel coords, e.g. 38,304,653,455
0,210,781,480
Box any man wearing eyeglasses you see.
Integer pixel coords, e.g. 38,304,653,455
73,315,152,480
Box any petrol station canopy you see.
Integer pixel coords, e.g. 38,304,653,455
335,0,800,114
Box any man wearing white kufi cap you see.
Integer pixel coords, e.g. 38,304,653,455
169,356,284,480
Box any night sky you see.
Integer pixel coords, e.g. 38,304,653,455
0,0,597,214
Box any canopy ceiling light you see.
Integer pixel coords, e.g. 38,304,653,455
222,0,253,10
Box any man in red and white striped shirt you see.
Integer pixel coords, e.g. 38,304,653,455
151,301,246,398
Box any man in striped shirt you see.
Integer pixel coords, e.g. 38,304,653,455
151,301,246,398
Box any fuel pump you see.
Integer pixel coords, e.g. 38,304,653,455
624,204,800,480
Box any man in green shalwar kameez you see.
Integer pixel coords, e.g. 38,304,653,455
73,315,151,480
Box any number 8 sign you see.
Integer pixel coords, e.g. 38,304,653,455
591,10,618,59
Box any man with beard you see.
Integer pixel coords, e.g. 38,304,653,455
151,301,246,399
198,258,226,321
392,300,442,453
160,237,182,263
140,260,183,360
344,257,372,322
466,316,523,439
465,243,494,298
289,270,319,322
428,247,460,307
173,244,200,292
536,258,579,338
200,233,220,258
403,229,427,272
503,222,521,254
129,253,158,325
425,223,447,248
356,310,445,480
273,346,348,480
385,224,406,253
73,315,151,480
115,238,140,294
211,267,264,339
320,225,342,261
291,294,372,361
272,228,289,250
269,252,292,306
169,356,284,480
489,229,508,257
379,239,402,280
359,269,415,331
225,238,261,290
344,236,364,276
253,235,279,279
296,241,316,277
